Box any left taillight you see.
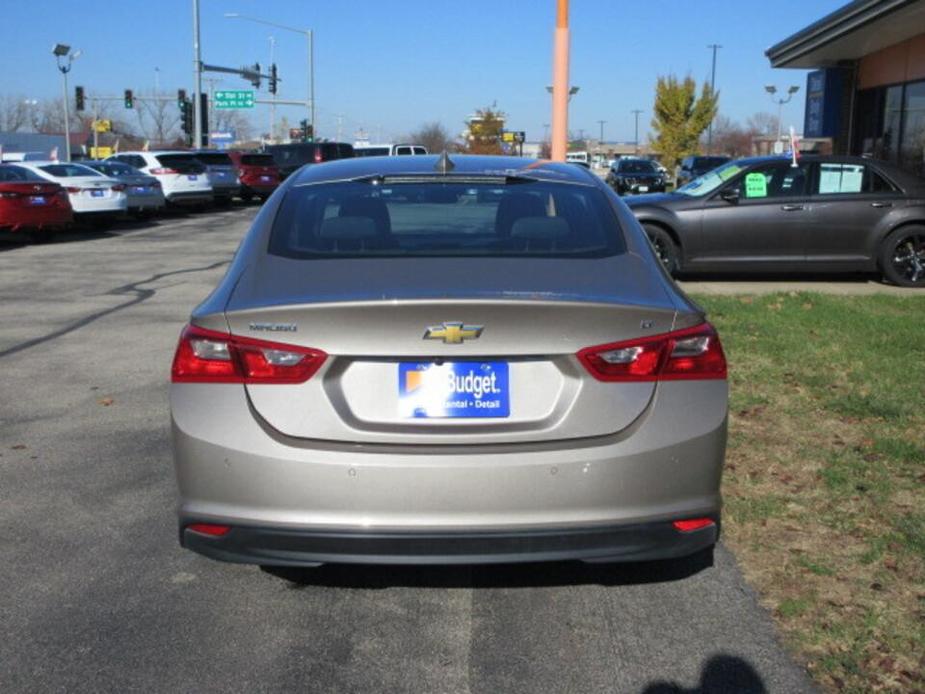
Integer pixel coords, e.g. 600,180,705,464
577,322,727,382
171,324,326,384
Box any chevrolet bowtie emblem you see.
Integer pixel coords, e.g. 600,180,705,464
423,322,483,344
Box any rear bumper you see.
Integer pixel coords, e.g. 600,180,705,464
180,518,719,566
172,381,727,566
166,191,213,205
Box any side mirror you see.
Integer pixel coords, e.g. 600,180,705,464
720,189,740,204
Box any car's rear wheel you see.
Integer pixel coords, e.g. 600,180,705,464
643,224,680,276
239,189,254,202
880,225,925,287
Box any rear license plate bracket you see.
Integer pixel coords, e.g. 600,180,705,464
398,361,510,418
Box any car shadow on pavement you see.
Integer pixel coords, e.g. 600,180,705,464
642,654,767,694
260,547,714,589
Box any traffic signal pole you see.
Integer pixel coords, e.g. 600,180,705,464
192,0,203,149
550,0,570,162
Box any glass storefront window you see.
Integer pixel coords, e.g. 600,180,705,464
882,85,903,165
901,81,925,177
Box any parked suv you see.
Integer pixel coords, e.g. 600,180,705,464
106,152,212,207
263,142,354,179
192,151,240,206
226,151,280,202
676,156,731,187
606,158,667,195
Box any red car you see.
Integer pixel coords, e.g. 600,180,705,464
226,151,280,202
0,165,73,240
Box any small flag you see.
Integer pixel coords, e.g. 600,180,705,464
789,126,800,168
49,146,59,161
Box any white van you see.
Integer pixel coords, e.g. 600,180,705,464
565,151,590,165
354,144,428,157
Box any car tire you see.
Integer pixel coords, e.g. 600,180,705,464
240,190,254,203
27,229,55,244
643,223,680,276
879,225,925,287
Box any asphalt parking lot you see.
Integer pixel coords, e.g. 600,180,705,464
0,207,822,694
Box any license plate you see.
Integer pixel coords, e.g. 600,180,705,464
91,189,104,197
28,196,47,205
398,362,510,418
638,185,649,192
260,176,271,182
188,175,198,181
133,186,147,193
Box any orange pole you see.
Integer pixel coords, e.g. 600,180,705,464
550,0,569,162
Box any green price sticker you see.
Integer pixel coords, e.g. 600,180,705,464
745,172,768,198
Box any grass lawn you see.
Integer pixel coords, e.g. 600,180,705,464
695,292,925,693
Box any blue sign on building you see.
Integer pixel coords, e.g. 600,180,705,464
804,69,842,138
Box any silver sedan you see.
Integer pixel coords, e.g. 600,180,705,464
170,154,728,566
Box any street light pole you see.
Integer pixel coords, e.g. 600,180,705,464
52,43,79,162
224,13,315,138
597,119,606,146
765,84,800,146
706,44,721,154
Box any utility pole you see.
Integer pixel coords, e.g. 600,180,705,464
631,109,643,154
192,0,203,149
542,123,550,142
597,119,606,146
335,114,344,142
706,44,721,154
550,0,570,161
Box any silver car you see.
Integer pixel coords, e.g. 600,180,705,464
192,151,240,205
170,154,728,566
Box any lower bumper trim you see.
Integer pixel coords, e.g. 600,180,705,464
181,518,719,566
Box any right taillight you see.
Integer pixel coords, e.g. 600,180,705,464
577,323,726,382
171,324,326,384
150,167,178,175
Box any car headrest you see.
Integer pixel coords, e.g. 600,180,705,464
338,196,391,235
318,216,378,240
509,217,570,240
495,192,547,236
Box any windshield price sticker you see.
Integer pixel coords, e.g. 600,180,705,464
745,172,768,198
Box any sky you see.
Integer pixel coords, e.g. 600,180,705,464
1,0,847,143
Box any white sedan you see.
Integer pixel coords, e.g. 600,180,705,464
17,161,128,227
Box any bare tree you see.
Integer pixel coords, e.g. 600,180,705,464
135,92,180,146
214,109,254,142
746,112,780,137
0,95,30,132
407,122,456,153
708,115,752,157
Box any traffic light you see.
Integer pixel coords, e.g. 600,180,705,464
180,99,193,137
269,63,278,95
75,86,85,111
244,63,261,89
300,119,313,142
124,89,134,109
177,89,186,109
199,92,209,147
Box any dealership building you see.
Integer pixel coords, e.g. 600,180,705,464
767,0,925,176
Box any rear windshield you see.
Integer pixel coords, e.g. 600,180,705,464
196,152,233,166
38,164,102,178
269,179,625,259
89,162,135,176
240,154,275,166
0,165,45,182
155,154,205,173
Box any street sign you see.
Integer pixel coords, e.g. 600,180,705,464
214,90,255,109
89,146,113,158
93,119,112,133
502,131,526,144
